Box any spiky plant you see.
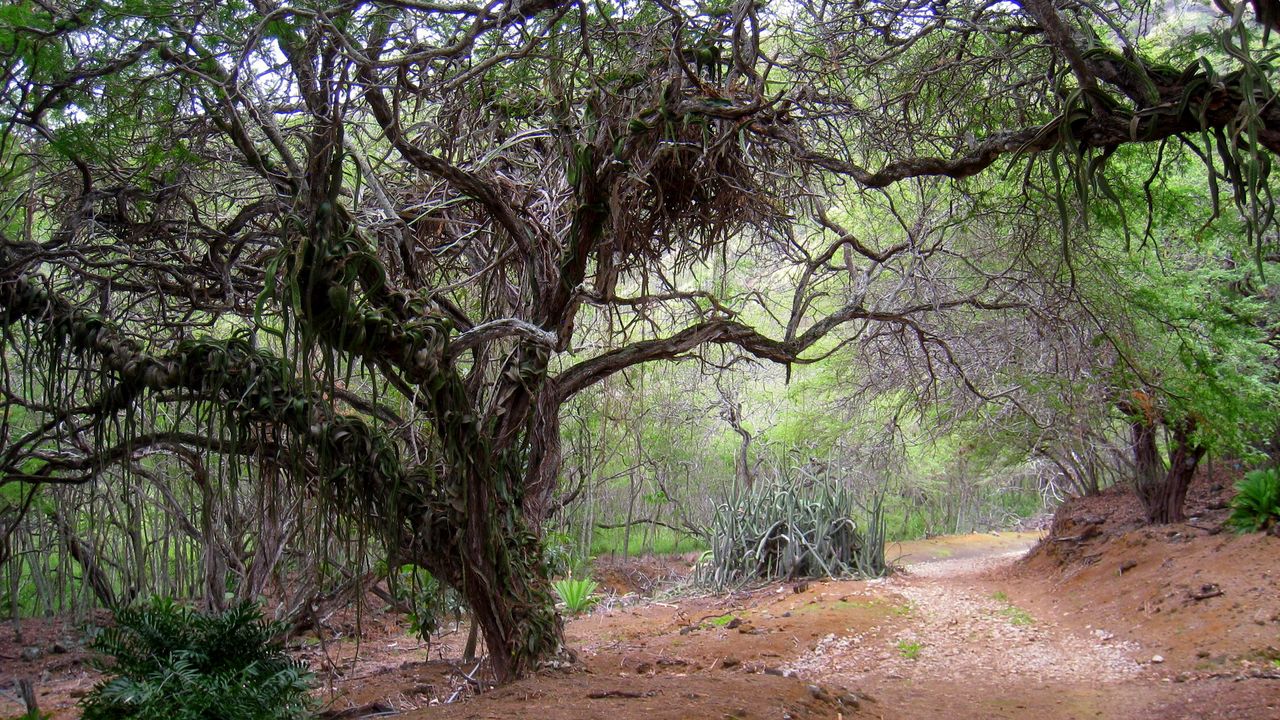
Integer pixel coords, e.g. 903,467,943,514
1228,468,1280,533
81,598,313,720
695,478,886,589
552,577,599,615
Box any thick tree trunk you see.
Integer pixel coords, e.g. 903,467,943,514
452,513,565,682
417,455,566,684
461,563,563,683
1131,418,1205,524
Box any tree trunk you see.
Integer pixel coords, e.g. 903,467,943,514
718,386,755,491
49,508,119,609
451,511,565,683
1132,418,1205,524
417,456,567,684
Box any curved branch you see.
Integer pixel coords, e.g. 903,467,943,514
555,292,1025,400
782,72,1280,188
448,318,557,358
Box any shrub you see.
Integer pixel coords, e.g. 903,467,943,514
552,577,599,614
1228,468,1280,533
387,563,464,639
81,598,313,720
694,478,886,589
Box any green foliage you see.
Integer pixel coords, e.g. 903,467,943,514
543,531,592,576
81,598,313,720
388,564,463,638
1000,606,1035,626
695,478,886,589
552,577,599,615
1228,468,1280,533
896,640,922,660
588,526,706,557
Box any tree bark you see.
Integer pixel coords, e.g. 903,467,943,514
400,446,567,684
449,474,565,683
1131,416,1205,524
49,509,119,609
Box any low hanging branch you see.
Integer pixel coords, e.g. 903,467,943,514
0,265,430,543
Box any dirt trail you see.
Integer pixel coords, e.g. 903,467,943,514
790,544,1140,686
5,530,1277,720
781,536,1156,718
779,533,1279,720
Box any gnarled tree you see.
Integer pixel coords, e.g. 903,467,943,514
2,0,1278,680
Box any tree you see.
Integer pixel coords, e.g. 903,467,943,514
2,0,1279,680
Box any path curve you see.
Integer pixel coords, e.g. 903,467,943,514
785,538,1143,694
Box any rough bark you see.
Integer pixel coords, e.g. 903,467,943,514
1131,416,1205,524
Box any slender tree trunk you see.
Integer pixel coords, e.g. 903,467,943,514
622,471,636,558
49,509,118,609
462,620,480,663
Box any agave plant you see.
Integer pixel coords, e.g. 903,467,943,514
694,477,886,589
552,577,600,615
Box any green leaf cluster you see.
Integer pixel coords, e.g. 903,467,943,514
81,598,314,720
1228,468,1280,533
552,577,599,614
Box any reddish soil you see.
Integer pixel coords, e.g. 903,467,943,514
4,471,1278,719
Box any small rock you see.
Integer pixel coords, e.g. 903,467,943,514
1152,655,1165,664
1196,649,1211,658
806,684,832,702
837,692,861,710
20,647,42,662
1119,560,1138,574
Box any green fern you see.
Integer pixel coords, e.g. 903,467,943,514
1228,468,1280,533
81,598,314,720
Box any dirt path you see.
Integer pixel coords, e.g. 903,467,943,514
776,534,1279,720
6,531,1277,719
779,537,1157,718
789,546,1140,685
